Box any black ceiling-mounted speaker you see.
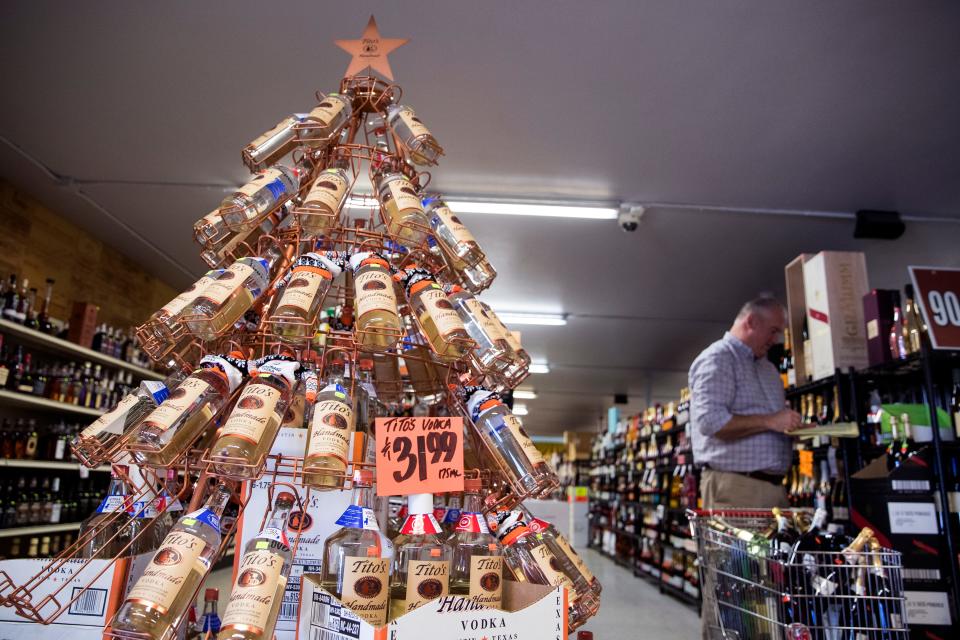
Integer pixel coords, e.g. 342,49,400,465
854,209,905,239
614,394,628,405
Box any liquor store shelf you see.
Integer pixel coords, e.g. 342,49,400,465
0,521,81,539
0,389,105,417
0,459,111,473
0,318,161,381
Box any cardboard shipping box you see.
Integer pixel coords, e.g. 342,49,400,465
298,575,566,640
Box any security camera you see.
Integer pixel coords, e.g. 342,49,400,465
618,205,645,232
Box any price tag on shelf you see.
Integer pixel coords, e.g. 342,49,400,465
909,266,960,350
798,450,814,478
374,416,464,496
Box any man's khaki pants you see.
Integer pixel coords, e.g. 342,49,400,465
698,469,788,639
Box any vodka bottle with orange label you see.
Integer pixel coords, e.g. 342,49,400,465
218,491,296,640
242,114,301,172
110,484,232,640
390,493,451,621
521,506,601,597
303,357,355,489
423,198,484,267
350,252,402,351
78,464,136,559
386,105,443,166
494,511,594,631
130,355,245,466
270,251,344,342
446,286,513,374
186,249,283,340
400,318,448,406
448,479,504,609
321,469,393,627
209,355,300,478
374,172,430,246
465,387,558,497
297,92,353,148
395,265,471,362
220,164,303,232
481,302,531,376
71,378,172,460
144,269,225,345
296,167,350,237
194,209,230,248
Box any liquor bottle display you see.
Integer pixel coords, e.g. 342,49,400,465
0,31,602,638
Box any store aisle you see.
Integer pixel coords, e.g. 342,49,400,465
576,549,700,639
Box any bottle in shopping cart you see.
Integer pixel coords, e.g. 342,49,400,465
219,491,297,640
185,248,285,341
396,265,471,362
270,252,344,342
350,252,403,352
321,469,393,627
71,378,172,461
494,510,595,631
375,172,430,247
220,165,302,232
78,465,135,558
522,506,602,596
390,493,451,620
386,104,443,165
130,355,245,466
423,197,485,267
465,387,558,497
297,92,353,148
209,355,300,478
297,167,350,237
242,114,301,172
864,534,904,632
110,484,232,640
448,478,504,609
303,354,355,489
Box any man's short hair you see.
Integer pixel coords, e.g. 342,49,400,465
736,296,785,321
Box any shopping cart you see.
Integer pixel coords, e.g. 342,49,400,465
689,509,909,640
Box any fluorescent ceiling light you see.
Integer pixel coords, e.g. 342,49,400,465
445,200,618,220
513,389,537,400
528,363,550,375
496,312,567,326
346,194,378,209
513,403,529,416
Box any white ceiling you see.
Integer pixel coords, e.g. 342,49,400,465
2,1,960,435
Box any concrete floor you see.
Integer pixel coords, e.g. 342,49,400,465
205,547,702,639
575,548,701,640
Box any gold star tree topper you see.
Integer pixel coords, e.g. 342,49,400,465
335,15,408,81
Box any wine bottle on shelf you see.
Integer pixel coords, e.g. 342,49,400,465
952,375,960,439
390,493,451,620
321,469,393,627
886,415,902,471
779,328,794,388
209,355,299,478
219,491,296,640
889,303,908,360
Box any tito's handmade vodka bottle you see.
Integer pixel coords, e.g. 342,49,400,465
385,105,443,166
465,388,558,497
350,252,402,351
395,265,471,362
270,252,343,342
321,470,392,627
303,358,355,489
110,484,232,640
448,479,504,609
220,165,302,232
374,172,430,247
72,379,171,460
423,198,484,267
218,492,296,640
297,167,350,237
130,355,245,466
209,355,299,478
390,493,451,620
297,92,353,148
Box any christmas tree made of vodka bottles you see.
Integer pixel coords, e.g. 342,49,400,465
31,21,601,640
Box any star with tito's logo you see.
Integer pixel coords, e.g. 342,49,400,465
335,15,408,80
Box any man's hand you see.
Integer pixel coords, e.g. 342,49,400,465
768,409,803,433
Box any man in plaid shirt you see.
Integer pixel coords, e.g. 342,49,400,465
689,297,803,509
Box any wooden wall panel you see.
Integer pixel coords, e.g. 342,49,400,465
0,181,177,332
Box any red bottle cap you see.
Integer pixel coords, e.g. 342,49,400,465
205,588,218,601
577,632,594,640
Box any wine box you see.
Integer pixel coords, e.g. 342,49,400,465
863,288,899,367
801,251,871,381
297,577,567,640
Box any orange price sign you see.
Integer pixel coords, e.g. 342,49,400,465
374,416,464,496
798,450,814,479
